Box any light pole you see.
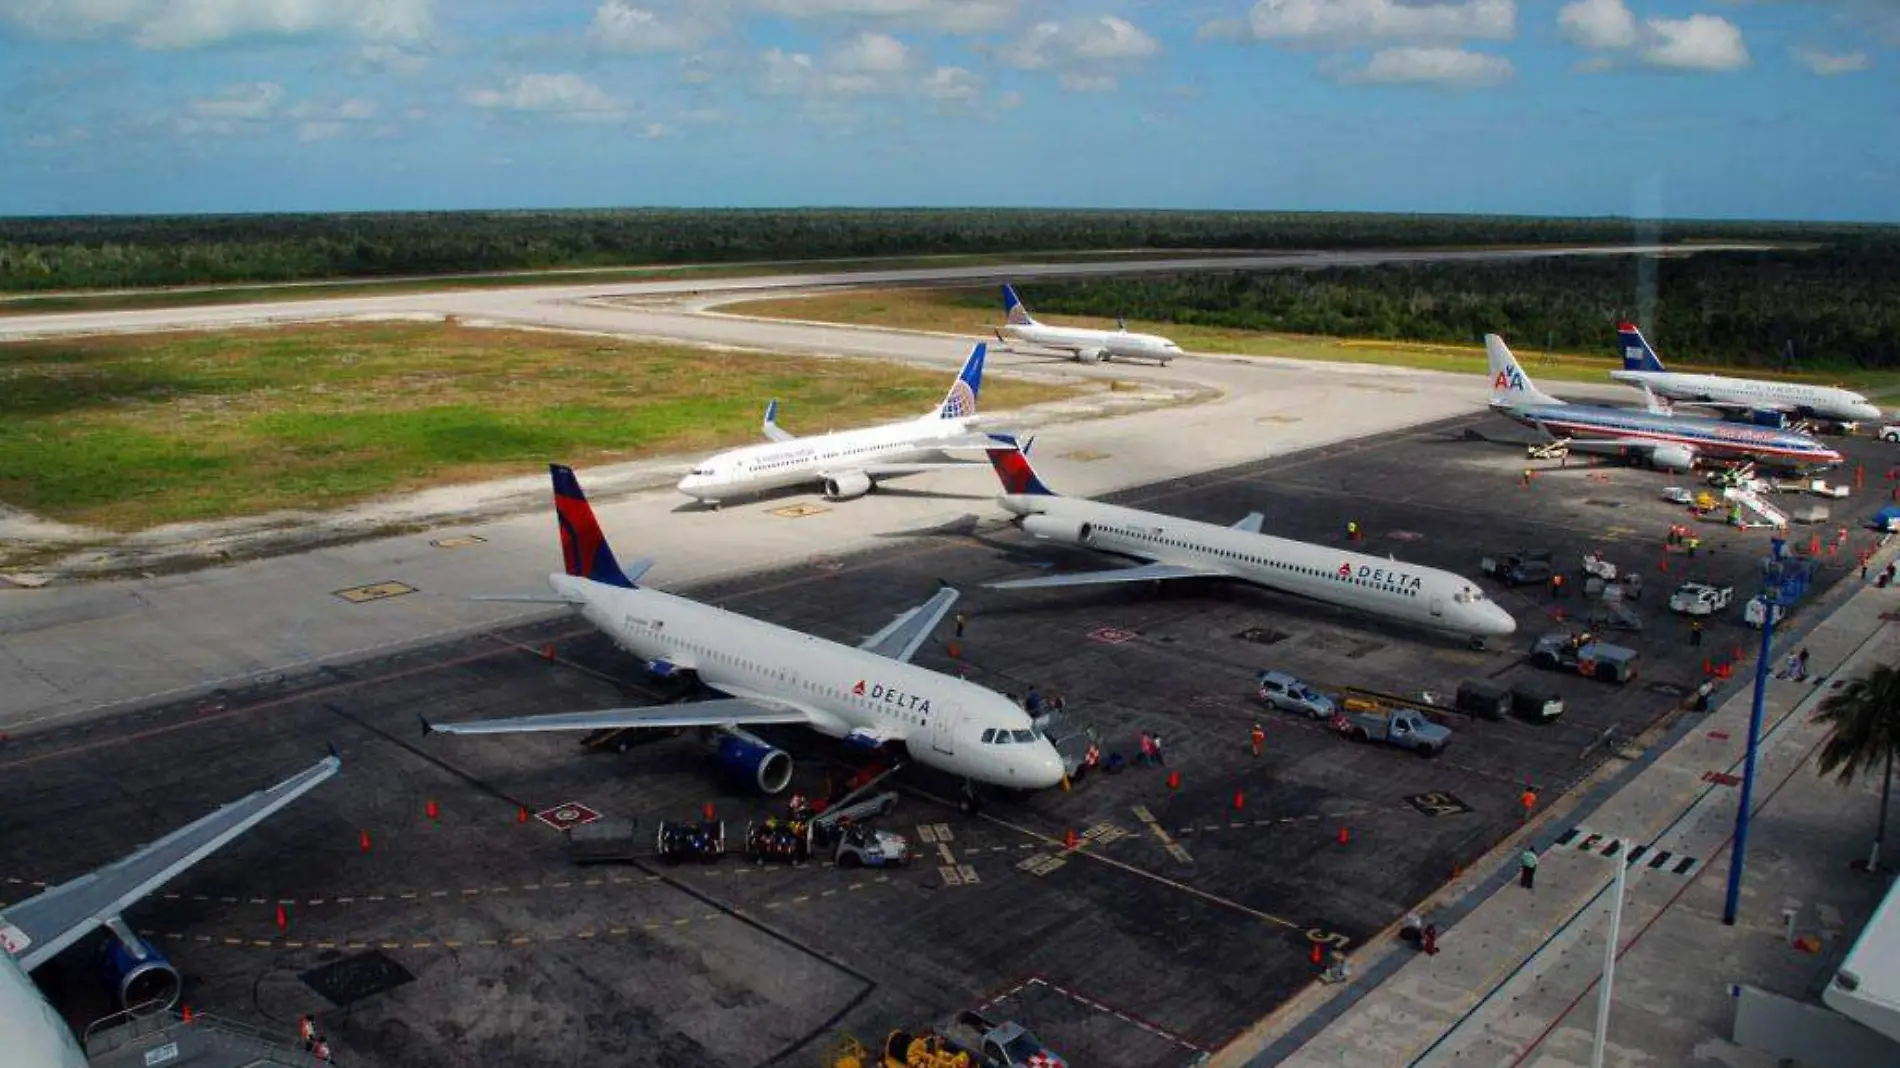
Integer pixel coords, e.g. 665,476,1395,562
1722,583,1782,926
1591,837,1631,1068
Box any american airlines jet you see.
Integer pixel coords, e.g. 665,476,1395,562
1610,322,1882,425
677,342,995,507
997,284,1181,366
428,465,1066,794
3,755,339,1068
977,438,1518,647
1487,335,1843,472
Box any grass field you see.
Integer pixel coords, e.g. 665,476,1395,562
722,288,1900,395
0,322,1078,530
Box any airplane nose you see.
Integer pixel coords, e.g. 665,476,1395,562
1033,745,1067,788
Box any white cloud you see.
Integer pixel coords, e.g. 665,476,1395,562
922,65,982,101
997,88,1023,108
833,30,910,73
0,0,433,50
25,126,91,150
298,121,346,141
1240,0,1515,46
1557,0,1634,49
189,81,285,121
1792,45,1869,74
751,0,1019,34
1332,45,1514,86
587,0,728,53
1641,13,1748,71
643,121,670,138
465,73,632,121
753,34,985,102
994,15,1158,91
357,42,429,74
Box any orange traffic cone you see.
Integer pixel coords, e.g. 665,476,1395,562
1703,658,1714,676
541,643,556,660
359,830,372,853
517,806,529,825
1233,790,1246,812
1338,826,1351,846
1310,943,1324,965
275,903,287,931
1658,554,1670,574
1167,770,1181,790
181,1005,194,1024
948,641,961,659
425,800,439,822
1064,828,1079,850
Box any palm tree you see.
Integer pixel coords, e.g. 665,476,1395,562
1814,664,1900,872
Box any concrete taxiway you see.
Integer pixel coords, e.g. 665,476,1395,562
5,405,1890,1068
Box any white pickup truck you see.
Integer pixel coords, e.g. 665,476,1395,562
1668,582,1734,617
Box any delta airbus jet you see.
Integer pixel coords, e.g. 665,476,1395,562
977,438,1517,647
677,342,996,507
3,755,339,1068
1610,322,1882,426
1487,334,1842,472
996,284,1181,366
427,465,1066,794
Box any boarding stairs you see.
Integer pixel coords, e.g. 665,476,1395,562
1723,486,1790,530
84,1004,320,1068
1526,440,1570,460
1589,583,1644,632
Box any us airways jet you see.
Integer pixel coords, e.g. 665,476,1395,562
677,342,997,507
427,465,1065,794
996,284,1181,366
977,438,1517,647
1610,322,1882,426
1487,335,1843,473
3,754,338,1068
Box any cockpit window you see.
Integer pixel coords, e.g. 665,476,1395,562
981,729,996,743
1012,729,1036,743
688,466,713,477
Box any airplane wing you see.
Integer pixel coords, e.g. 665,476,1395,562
1672,398,1794,415
836,461,986,478
986,560,1228,590
422,697,811,736
1231,512,1266,534
859,585,959,663
1562,438,1697,464
3,754,340,970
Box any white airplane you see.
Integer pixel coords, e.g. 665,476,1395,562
426,464,1066,794
1611,322,1882,425
677,342,997,507
2,755,340,1068
996,284,1181,366
978,438,1518,647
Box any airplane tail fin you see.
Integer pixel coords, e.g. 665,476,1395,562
983,433,1056,496
1486,335,1561,408
936,342,987,419
1616,322,1665,371
550,464,637,588
1002,284,1037,327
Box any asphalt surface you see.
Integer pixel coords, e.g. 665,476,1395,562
8,411,1887,1068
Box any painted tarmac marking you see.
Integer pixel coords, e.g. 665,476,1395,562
332,581,417,604
1131,805,1194,864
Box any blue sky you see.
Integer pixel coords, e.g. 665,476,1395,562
0,0,1893,220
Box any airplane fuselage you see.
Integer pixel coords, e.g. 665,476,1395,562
1610,370,1882,424
1496,400,1844,469
678,415,976,503
998,495,1517,640
0,945,87,1068
1002,323,1179,363
554,574,1066,789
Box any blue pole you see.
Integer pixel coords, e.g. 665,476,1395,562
1723,590,1779,926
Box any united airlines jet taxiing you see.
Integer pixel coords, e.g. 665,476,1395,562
1610,322,1882,425
428,465,1066,794
2,755,339,1068
979,438,1518,647
997,284,1181,365
1487,335,1843,473
677,342,997,507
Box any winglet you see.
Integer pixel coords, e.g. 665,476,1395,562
983,433,1056,497
551,464,636,589
327,741,342,762
1616,322,1665,372
936,342,987,420
762,399,795,443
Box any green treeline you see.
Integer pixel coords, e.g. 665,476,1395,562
978,244,1900,369
0,208,1892,293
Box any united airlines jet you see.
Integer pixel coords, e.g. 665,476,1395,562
1487,335,1843,472
428,465,1066,794
996,284,1181,365
977,438,1517,647
1610,322,1882,425
678,342,995,507
3,755,339,1068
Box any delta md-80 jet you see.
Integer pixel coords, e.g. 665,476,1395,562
997,284,1181,366
428,465,1065,794
1610,322,1883,426
977,438,1518,646
677,342,996,507
1487,335,1843,473
3,755,338,1068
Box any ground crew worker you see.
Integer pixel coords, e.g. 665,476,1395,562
312,1035,332,1062
1550,573,1565,598
1519,847,1539,889
1690,619,1703,647
1250,723,1266,758
1797,647,1811,680
1688,536,1701,557
1137,731,1155,766
1422,923,1439,956
1399,911,1423,944
1521,468,1533,487
298,1015,315,1049
1151,732,1167,765
1346,520,1359,542
954,612,966,638
1519,787,1537,822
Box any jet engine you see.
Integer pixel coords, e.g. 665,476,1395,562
1019,515,1092,545
711,727,794,794
1648,444,1695,472
1075,348,1106,364
99,923,181,1013
823,471,873,501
